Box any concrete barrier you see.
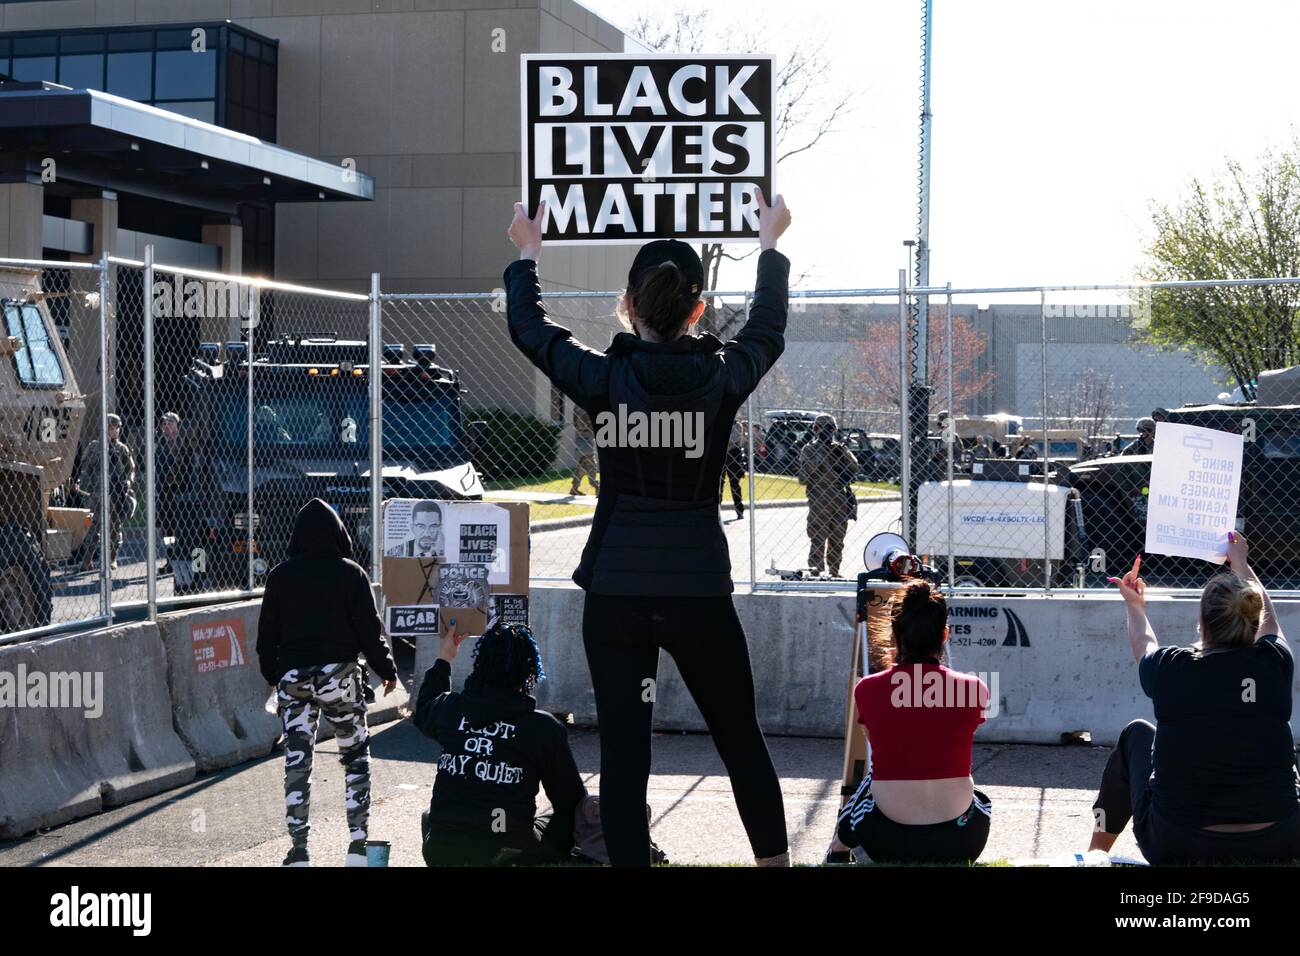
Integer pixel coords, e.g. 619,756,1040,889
941,591,1300,746
157,599,409,771
0,621,195,839
412,585,855,737
417,585,1300,747
156,601,282,771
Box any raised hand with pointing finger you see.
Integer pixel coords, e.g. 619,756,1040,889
1108,554,1145,609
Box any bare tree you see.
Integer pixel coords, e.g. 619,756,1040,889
1050,367,1120,436
627,8,857,335
852,309,996,415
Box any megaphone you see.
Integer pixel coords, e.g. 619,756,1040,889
864,531,913,575
862,531,942,582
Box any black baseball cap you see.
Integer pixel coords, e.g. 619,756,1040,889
628,240,704,296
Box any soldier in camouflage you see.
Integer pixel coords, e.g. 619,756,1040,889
78,412,136,570
798,414,860,577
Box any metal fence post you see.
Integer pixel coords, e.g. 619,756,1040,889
945,284,955,588
97,252,112,622
246,283,256,593
898,269,911,546
369,273,383,582
143,245,157,619
743,292,757,593
1041,289,1052,589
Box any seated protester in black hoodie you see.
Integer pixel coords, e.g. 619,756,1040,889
256,498,399,868
415,620,584,866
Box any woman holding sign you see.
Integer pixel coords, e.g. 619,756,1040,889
1090,537,1300,864
504,191,792,866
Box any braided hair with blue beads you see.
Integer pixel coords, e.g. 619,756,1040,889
467,621,547,694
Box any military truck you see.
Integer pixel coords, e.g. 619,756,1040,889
1068,398,1300,587
180,334,484,593
0,268,93,631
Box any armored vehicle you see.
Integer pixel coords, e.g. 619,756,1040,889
0,268,92,631
181,334,483,592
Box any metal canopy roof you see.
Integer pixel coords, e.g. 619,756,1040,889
0,83,373,208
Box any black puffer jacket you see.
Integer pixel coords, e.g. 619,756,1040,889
255,498,397,685
504,249,789,595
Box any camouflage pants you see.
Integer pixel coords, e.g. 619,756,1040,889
278,662,371,845
807,505,848,576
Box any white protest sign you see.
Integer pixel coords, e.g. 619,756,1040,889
520,54,776,244
1144,422,1243,563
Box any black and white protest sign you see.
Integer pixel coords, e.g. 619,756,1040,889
459,522,499,565
1145,422,1243,562
437,563,490,612
521,54,775,244
386,604,441,637
488,594,529,629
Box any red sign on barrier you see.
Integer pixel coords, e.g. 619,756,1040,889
191,619,248,674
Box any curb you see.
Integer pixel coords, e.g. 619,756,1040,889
528,493,901,533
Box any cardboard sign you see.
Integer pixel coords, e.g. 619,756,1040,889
386,604,442,637
191,618,248,674
521,54,776,244
1145,422,1243,563
381,501,530,639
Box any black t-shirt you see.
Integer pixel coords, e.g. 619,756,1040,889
1140,635,1298,827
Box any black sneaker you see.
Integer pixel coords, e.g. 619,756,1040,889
345,839,368,867
282,845,309,867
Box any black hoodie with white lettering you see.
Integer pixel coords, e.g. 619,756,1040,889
255,498,397,686
414,658,584,855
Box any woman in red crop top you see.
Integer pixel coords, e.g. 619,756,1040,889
833,581,992,864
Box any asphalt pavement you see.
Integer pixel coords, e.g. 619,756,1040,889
0,718,1140,867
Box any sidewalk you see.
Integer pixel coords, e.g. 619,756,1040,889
0,721,1140,867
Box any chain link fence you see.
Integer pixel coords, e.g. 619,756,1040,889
3,252,1299,644
913,280,1300,595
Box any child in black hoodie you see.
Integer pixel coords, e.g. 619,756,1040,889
256,498,399,867
415,620,585,865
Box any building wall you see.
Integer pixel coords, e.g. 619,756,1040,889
767,301,1228,429
1,0,635,295
0,0,639,422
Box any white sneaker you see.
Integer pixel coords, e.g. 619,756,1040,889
345,839,368,867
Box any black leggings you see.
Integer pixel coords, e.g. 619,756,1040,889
1094,719,1300,865
582,592,788,866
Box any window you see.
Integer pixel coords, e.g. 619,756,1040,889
58,53,104,90
11,57,56,82
4,302,65,388
107,51,151,99
154,49,215,100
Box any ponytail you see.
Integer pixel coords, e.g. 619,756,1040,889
891,580,948,664
625,261,699,340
